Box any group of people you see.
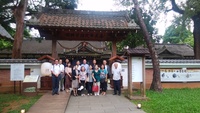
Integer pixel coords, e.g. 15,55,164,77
51,58,122,96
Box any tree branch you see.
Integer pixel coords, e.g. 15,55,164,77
171,0,184,14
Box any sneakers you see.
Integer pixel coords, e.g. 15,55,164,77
78,86,84,91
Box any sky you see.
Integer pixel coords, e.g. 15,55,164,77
78,0,118,11
77,0,174,35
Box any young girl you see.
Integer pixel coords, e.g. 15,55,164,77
87,65,94,95
65,62,72,92
92,65,101,96
72,65,79,96
79,66,87,96
100,64,107,95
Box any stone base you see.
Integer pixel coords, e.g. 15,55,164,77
126,95,148,100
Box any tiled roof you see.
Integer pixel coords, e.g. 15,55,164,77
0,25,13,40
146,59,200,63
126,48,150,55
27,8,140,30
155,44,194,57
0,59,41,63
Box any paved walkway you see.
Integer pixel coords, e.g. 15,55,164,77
65,94,146,113
27,91,70,113
27,90,146,113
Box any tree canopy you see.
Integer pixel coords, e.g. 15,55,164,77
159,0,200,58
115,1,159,51
0,0,77,57
163,25,193,47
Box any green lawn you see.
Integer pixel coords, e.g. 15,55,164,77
133,88,200,113
0,93,41,113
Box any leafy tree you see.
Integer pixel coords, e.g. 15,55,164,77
117,32,145,51
159,0,200,59
0,0,77,58
116,9,157,51
45,0,77,9
133,0,162,92
116,0,162,91
163,25,193,47
0,39,12,50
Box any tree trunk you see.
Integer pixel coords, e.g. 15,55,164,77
12,0,28,59
133,0,162,92
192,16,200,59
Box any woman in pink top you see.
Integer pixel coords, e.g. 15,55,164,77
65,62,72,92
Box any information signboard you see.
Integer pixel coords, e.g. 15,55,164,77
10,64,24,81
132,57,143,82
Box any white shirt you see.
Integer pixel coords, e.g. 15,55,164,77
77,65,81,71
51,64,61,75
112,67,121,80
59,64,65,73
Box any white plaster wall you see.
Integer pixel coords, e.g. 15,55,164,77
121,62,128,89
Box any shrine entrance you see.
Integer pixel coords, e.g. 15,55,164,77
27,8,139,90
58,41,110,65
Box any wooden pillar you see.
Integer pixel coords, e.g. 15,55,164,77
128,56,132,97
52,40,57,59
142,56,146,97
112,40,117,57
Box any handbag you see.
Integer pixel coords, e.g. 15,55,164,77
92,83,98,92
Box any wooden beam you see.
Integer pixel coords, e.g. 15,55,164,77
52,40,58,59
112,40,117,57
39,28,129,41
142,56,146,97
128,56,132,97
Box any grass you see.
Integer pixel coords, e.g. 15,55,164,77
0,93,41,113
132,88,200,113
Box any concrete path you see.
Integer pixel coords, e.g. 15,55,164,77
65,94,146,113
27,91,70,113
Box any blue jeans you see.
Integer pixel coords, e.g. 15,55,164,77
113,80,121,94
52,74,60,94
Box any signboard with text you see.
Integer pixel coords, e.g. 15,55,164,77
132,57,143,82
161,69,200,82
10,64,24,81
